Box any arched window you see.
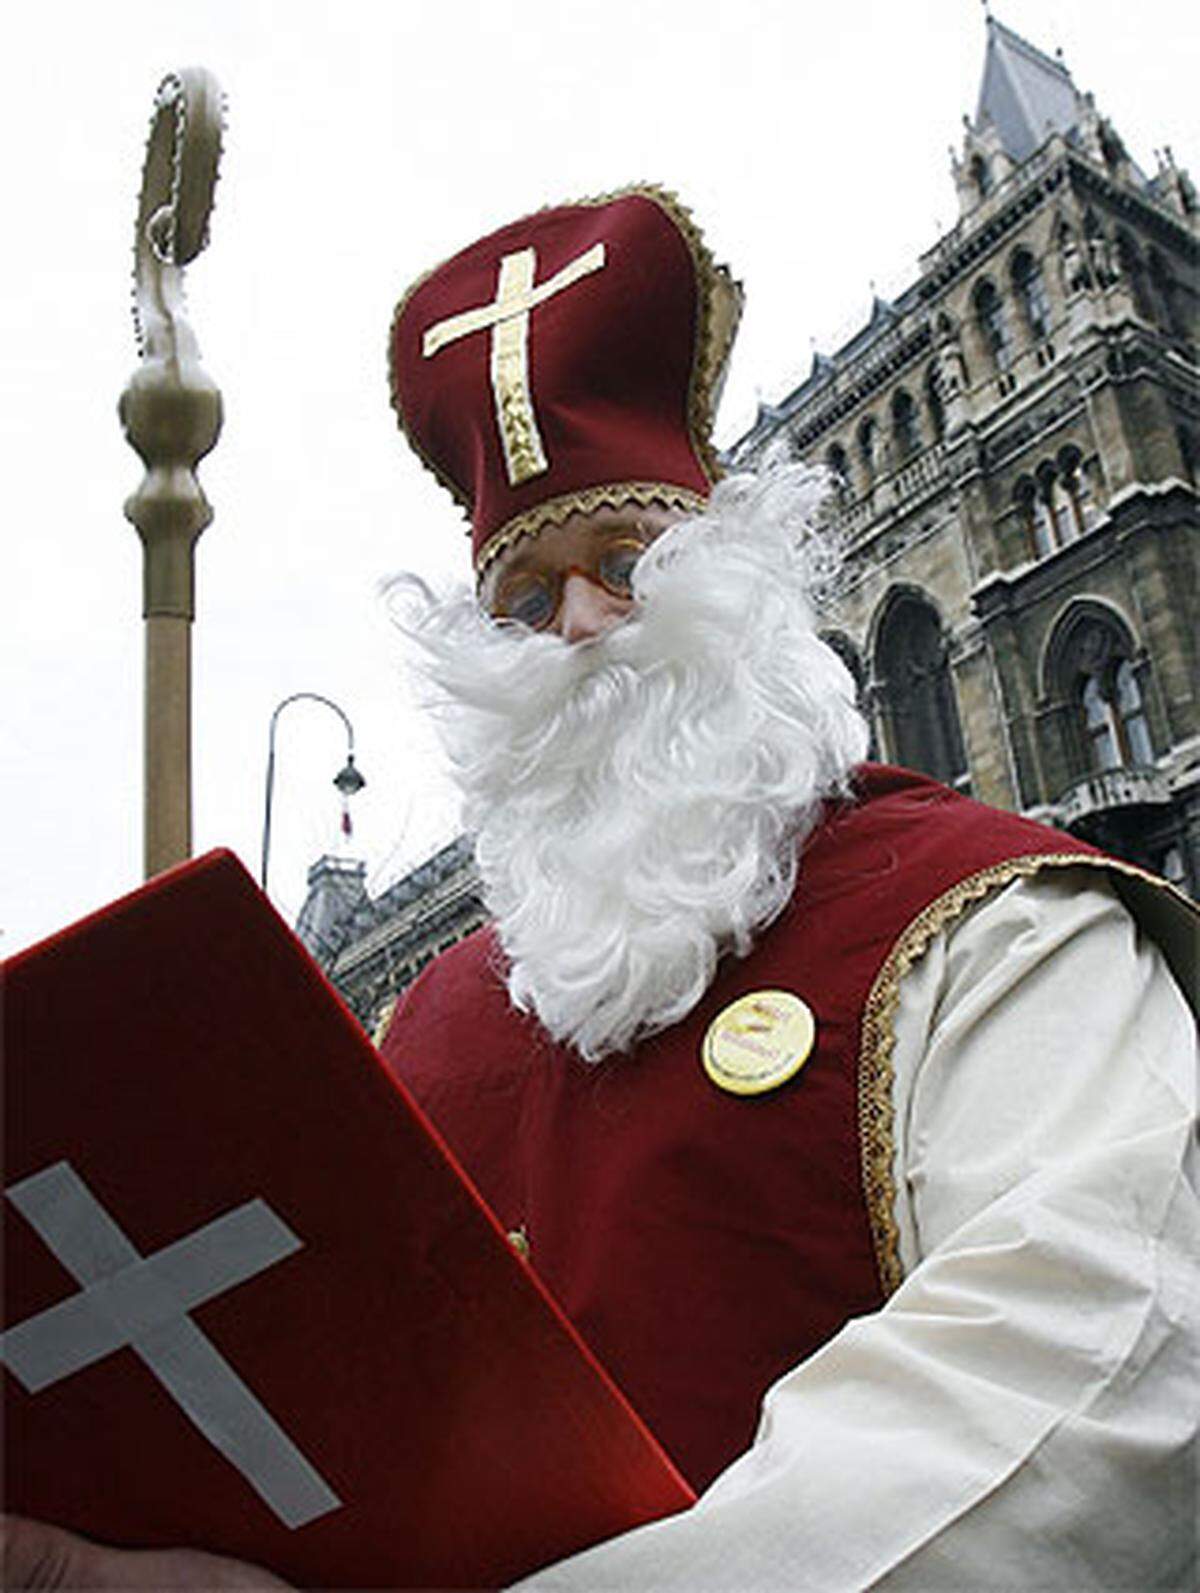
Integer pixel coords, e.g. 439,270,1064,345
825,442,850,501
1114,660,1153,764
971,154,992,199
1011,249,1051,340
875,595,969,788
1012,475,1042,558
857,416,877,484
892,390,920,460
924,363,945,441
1034,459,1074,551
973,280,1011,371
1052,613,1155,776
1081,673,1120,770
1079,661,1152,770
1056,444,1095,536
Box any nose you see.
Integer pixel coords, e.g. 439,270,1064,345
555,571,631,644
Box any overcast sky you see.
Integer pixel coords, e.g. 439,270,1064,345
2,0,1196,955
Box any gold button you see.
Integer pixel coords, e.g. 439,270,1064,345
702,990,816,1096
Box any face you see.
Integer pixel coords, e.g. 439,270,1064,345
479,504,686,644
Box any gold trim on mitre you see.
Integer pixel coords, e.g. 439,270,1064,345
387,183,743,572
859,852,1199,1299
475,482,709,577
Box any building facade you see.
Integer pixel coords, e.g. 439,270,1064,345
727,15,1198,893
301,16,1198,1029
296,838,486,1035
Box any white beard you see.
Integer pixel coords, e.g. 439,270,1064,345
390,467,869,1060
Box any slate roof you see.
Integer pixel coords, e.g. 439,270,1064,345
975,16,1082,162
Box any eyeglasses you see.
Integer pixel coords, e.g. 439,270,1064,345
488,533,654,630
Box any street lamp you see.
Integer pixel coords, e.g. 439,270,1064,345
261,693,366,890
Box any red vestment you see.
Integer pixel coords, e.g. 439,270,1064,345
381,765,1101,1490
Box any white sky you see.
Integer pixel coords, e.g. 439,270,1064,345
2,0,1195,955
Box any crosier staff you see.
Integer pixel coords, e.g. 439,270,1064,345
119,69,224,879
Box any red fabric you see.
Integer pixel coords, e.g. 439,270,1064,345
4,853,693,1589
389,192,715,566
382,766,1101,1491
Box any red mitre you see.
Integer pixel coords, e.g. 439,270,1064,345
388,186,742,575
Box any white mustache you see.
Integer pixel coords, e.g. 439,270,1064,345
388,464,868,1059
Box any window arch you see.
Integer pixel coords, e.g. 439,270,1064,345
1056,444,1096,536
1011,249,1051,340
892,389,920,460
825,442,850,502
1049,610,1155,776
1035,460,1074,550
1082,659,1152,770
924,363,946,440
857,416,878,484
1015,448,1097,558
971,154,992,199
1012,474,1042,558
874,594,969,788
973,279,1011,371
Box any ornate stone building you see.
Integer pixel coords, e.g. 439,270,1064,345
296,838,486,1034
302,15,1198,1029
728,15,1198,894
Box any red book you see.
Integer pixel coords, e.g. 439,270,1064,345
2,852,693,1588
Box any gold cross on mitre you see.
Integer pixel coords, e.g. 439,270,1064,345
422,242,607,486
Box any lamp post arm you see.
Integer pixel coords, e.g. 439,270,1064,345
268,693,357,756
261,693,361,890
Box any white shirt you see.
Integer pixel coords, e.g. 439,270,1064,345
512,870,1199,1591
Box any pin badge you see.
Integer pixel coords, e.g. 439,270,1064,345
702,990,816,1096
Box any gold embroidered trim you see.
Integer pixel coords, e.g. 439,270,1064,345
386,182,742,560
475,481,708,576
421,242,606,358
421,242,608,489
490,249,550,486
860,851,1199,1299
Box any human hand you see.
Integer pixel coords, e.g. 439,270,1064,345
1,1514,291,1589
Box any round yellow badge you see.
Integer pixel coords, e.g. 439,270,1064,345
702,990,817,1096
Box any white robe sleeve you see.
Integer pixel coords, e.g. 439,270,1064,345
509,869,1199,1591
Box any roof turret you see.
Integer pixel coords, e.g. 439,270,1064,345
974,16,1083,161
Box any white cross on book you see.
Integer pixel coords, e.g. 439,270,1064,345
1,1161,342,1530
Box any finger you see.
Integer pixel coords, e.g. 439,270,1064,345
0,1515,85,1589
